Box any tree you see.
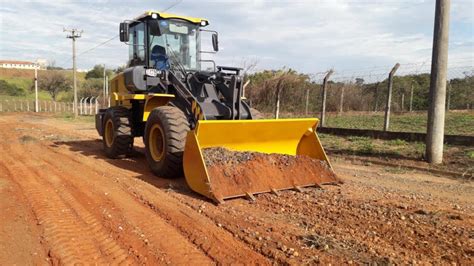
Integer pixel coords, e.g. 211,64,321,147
37,71,71,100
0,80,26,96
85,64,113,79
79,78,103,98
114,65,127,74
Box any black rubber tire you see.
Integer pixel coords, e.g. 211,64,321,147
250,107,264,119
102,106,133,158
144,106,190,178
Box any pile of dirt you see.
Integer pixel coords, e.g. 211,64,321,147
202,147,340,201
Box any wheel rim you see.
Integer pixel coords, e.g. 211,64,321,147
149,124,165,161
105,119,114,147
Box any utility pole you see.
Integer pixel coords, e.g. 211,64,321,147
34,64,39,112
409,82,414,112
320,69,334,127
64,28,83,118
426,0,451,164
383,63,400,131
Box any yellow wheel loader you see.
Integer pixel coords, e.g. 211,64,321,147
96,11,336,203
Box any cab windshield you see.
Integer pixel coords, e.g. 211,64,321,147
149,19,200,71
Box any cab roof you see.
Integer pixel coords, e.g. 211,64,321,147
135,11,209,25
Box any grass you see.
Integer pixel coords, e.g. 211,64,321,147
53,112,95,123
323,111,474,136
321,134,425,159
319,133,473,175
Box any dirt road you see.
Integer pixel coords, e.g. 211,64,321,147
0,113,472,265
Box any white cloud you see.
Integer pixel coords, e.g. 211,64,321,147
0,0,472,74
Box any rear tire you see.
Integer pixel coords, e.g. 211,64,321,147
144,106,190,178
102,106,134,158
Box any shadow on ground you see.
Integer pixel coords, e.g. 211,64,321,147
52,139,210,202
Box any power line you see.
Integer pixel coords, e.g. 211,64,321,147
58,0,182,68
162,0,183,12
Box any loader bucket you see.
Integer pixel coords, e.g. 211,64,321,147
183,118,338,203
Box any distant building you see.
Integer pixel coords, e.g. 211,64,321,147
0,59,47,70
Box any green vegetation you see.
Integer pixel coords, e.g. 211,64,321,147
323,111,474,136
319,133,473,174
321,134,425,158
247,68,473,115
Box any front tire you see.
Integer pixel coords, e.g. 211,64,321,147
102,106,134,158
144,106,190,178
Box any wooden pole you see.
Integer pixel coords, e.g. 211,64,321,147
426,0,451,164
409,82,414,112
320,69,334,127
383,63,400,131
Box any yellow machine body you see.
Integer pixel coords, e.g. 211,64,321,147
183,118,334,203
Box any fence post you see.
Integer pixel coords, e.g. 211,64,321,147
0,101,2,112
383,63,400,131
339,85,345,114
27,101,30,112
409,82,414,112
304,86,310,115
95,97,99,114
401,93,405,112
320,69,334,127
80,98,84,115
90,97,94,115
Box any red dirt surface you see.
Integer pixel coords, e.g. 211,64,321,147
0,113,473,265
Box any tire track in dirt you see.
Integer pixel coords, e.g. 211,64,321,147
2,131,214,264
0,155,112,264
38,152,216,265
38,135,270,264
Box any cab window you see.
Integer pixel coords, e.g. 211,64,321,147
128,22,145,66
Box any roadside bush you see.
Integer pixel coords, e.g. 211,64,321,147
0,79,26,96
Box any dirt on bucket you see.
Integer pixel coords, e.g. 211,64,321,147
202,147,340,201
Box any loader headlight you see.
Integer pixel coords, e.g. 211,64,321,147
151,13,158,19
200,20,208,26
146,68,161,77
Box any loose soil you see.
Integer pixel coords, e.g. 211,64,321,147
202,147,339,201
0,112,472,265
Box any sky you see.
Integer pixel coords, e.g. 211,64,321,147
0,0,473,76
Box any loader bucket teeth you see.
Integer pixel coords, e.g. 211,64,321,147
183,118,339,203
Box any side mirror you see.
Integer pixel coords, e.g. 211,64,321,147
212,33,219,52
148,20,162,36
119,22,129,42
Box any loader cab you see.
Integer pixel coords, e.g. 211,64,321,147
121,11,211,71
